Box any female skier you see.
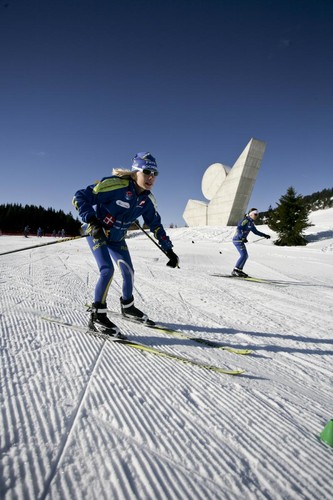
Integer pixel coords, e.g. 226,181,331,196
73,152,179,336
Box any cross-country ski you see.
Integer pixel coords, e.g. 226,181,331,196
42,316,245,375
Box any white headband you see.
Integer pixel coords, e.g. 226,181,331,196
249,210,259,216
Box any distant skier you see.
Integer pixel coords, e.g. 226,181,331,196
73,152,179,336
23,225,30,238
232,208,270,277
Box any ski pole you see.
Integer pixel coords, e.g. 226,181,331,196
251,237,266,243
217,236,267,254
0,235,87,257
133,221,169,257
133,221,180,268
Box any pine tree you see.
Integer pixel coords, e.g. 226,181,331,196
268,186,311,246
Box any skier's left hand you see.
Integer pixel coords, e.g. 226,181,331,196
166,249,179,268
264,234,271,239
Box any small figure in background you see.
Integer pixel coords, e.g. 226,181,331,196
232,208,270,278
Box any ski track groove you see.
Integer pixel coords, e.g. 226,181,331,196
39,338,108,500
49,345,265,498
44,334,242,498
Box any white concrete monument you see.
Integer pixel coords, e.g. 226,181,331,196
183,138,266,226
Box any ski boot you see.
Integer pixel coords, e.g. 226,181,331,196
88,302,125,338
232,268,249,278
120,296,155,325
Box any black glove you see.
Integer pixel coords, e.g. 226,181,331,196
87,216,105,240
264,235,271,239
166,249,179,268
241,238,248,243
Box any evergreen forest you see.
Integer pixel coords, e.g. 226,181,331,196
0,204,81,236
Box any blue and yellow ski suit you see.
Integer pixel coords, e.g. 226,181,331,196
232,215,267,270
73,175,173,304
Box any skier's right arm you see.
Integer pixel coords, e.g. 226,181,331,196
72,185,98,223
73,188,115,239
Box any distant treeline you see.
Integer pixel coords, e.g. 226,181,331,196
0,203,81,235
258,187,333,224
302,188,333,210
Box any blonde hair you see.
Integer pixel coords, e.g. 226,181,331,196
112,168,137,180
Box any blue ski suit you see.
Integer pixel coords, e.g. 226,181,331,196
232,215,268,270
73,175,173,304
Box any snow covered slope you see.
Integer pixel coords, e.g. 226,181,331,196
1,209,333,499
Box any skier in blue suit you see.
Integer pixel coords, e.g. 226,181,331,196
73,152,179,336
232,208,270,277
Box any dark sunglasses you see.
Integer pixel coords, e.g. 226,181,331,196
142,169,159,177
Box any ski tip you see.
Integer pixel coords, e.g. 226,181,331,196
225,348,252,355
223,369,245,375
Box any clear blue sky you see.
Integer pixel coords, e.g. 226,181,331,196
1,0,332,227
